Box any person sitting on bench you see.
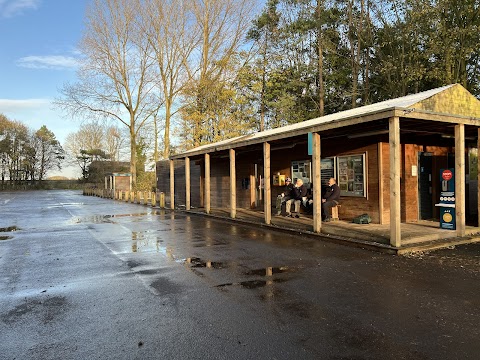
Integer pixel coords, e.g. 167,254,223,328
322,178,340,222
275,177,294,215
286,178,307,218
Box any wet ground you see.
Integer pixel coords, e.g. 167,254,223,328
0,190,479,360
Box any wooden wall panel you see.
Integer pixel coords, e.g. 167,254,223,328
210,158,230,208
335,144,380,222
156,160,201,208
236,158,257,209
115,176,131,191
402,144,419,222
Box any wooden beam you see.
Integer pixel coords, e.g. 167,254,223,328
263,142,271,224
169,108,480,161
185,157,191,211
312,133,321,232
389,117,401,247
378,142,384,224
169,110,398,159
169,159,175,210
455,124,466,236
394,109,480,126
230,149,236,219
204,153,211,214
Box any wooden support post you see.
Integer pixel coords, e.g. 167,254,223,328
205,153,211,214
455,124,466,236
170,159,175,210
263,142,271,224
160,192,165,208
478,128,480,230
389,117,401,247
312,132,321,233
185,157,191,211
230,149,236,219
378,142,384,224
151,191,156,207
250,167,256,209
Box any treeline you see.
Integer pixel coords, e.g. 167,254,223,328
0,114,64,185
241,0,480,129
55,0,479,187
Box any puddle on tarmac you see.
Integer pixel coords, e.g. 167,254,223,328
131,231,174,256
0,226,19,232
182,257,227,269
244,266,293,276
216,278,288,289
72,215,115,224
72,211,164,224
0,226,17,240
137,269,162,275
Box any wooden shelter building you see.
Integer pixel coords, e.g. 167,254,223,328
160,84,480,250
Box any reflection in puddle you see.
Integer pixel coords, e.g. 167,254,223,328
130,231,174,258
216,278,288,289
0,236,13,241
0,226,19,232
180,256,293,292
72,215,116,224
72,211,166,224
244,266,292,276
183,257,227,269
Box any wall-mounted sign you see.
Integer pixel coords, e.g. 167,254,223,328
438,168,455,230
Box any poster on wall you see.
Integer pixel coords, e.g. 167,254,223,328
336,154,366,197
291,160,311,188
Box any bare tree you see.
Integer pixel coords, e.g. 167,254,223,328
182,0,258,147
55,0,159,187
104,125,125,161
64,122,104,158
139,0,198,159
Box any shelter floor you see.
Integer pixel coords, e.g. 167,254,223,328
185,207,480,254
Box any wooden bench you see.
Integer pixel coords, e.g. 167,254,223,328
331,204,341,221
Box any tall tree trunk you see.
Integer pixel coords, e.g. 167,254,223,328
348,0,357,108
163,99,171,159
260,38,266,131
130,123,137,188
317,0,325,117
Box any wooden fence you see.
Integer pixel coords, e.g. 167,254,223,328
82,188,166,208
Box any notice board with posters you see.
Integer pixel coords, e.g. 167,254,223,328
336,154,366,197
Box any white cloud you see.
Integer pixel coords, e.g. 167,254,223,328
0,98,49,111
0,0,40,18
16,55,79,70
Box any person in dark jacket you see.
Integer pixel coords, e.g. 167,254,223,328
275,177,294,215
322,178,340,221
286,178,307,218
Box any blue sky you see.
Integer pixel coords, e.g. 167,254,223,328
0,0,88,177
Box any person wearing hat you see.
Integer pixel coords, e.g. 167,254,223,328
275,177,294,216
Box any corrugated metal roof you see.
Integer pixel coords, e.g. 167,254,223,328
174,84,455,158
